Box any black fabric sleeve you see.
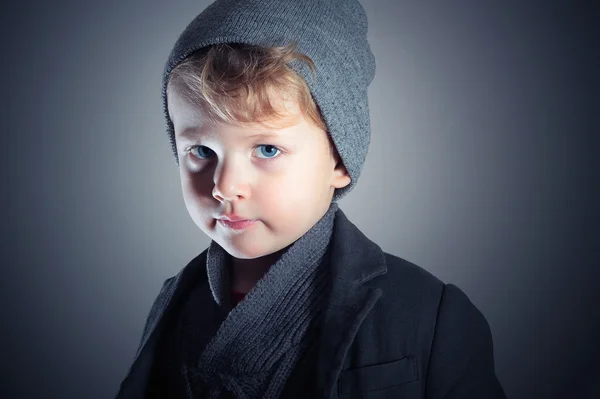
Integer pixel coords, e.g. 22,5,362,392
424,283,507,399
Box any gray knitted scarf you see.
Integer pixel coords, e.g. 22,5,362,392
182,201,339,398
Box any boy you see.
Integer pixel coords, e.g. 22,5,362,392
116,0,507,398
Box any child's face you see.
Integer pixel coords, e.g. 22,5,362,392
168,88,350,260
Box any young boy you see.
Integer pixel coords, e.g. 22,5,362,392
116,0,507,398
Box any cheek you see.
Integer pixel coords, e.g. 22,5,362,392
180,170,214,211
179,170,196,200
269,157,329,202
290,151,331,187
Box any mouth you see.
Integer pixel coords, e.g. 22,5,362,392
217,219,257,231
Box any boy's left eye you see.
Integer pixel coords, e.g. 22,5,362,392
255,145,281,159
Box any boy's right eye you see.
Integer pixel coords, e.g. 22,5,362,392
190,145,214,159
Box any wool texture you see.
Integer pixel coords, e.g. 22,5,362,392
151,202,339,398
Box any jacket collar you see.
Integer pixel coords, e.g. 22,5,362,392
118,207,387,398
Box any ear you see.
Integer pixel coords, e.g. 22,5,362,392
331,151,351,189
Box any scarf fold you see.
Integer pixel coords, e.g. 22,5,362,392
183,202,339,398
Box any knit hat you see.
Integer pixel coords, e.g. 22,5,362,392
161,0,376,202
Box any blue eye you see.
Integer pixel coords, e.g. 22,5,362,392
189,145,281,160
255,145,281,159
190,145,214,159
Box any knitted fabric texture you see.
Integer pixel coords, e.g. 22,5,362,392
161,0,376,202
178,201,339,398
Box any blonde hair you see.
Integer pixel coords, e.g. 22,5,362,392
166,42,336,154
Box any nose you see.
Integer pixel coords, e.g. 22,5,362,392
211,157,251,202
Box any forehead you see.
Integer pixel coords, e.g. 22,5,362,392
167,87,205,127
168,85,307,138
177,124,295,144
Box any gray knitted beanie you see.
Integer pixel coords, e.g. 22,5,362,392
161,0,376,202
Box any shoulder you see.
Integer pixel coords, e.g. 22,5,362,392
383,252,444,286
162,249,209,294
139,275,177,339
140,251,208,337
373,252,446,309
351,252,446,356
356,251,491,361
371,252,490,340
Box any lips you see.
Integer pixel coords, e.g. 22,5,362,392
218,214,253,222
218,219,257,230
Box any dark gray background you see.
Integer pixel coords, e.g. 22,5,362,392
1,1,598,398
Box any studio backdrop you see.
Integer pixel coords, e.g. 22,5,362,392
1,1,598,398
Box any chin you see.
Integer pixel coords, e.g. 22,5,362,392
219,241,265,259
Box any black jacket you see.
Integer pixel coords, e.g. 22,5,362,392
116,209,506,398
